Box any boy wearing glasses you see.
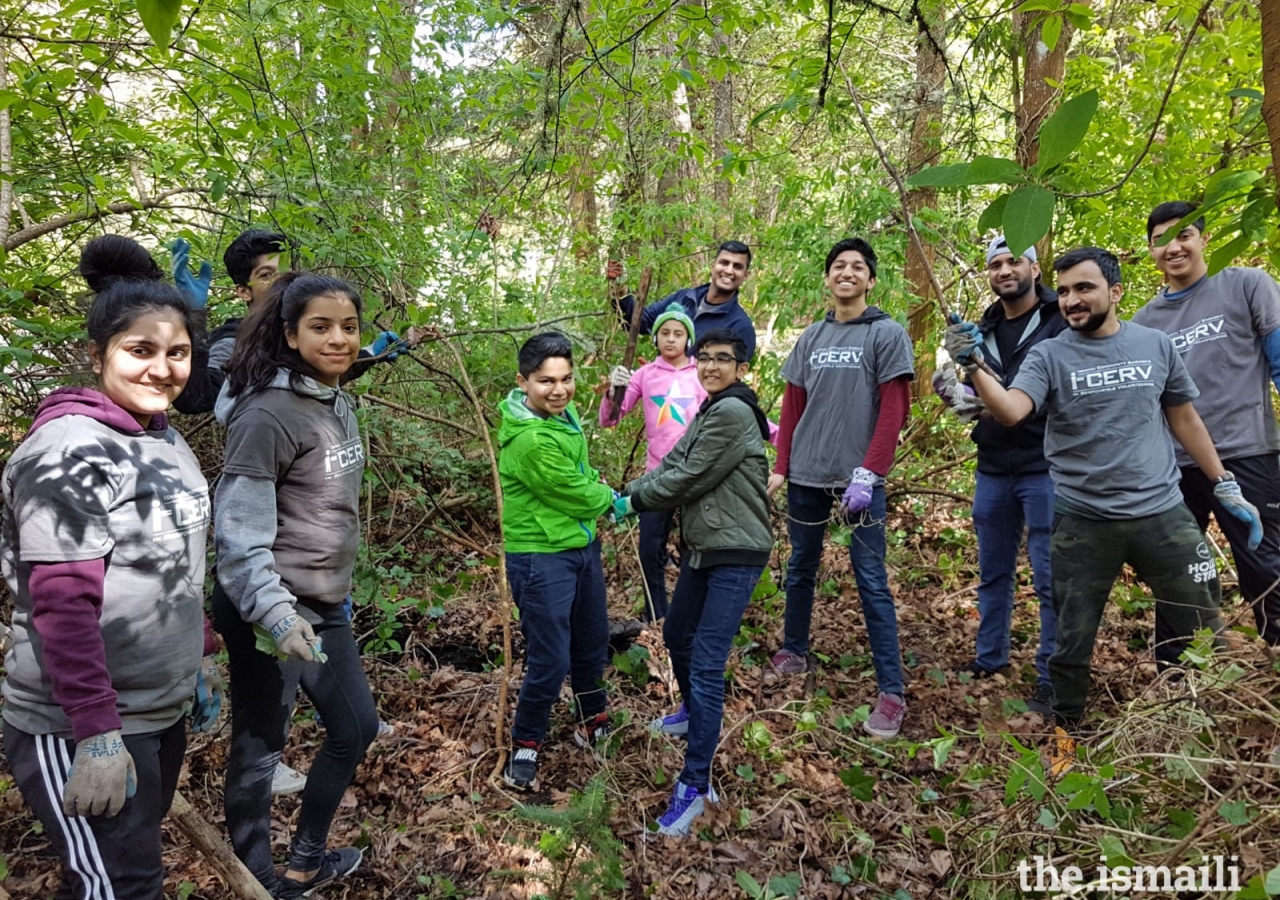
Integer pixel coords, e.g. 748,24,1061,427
614,328,773,836
767,237,915,738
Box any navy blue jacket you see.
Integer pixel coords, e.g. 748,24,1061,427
616,282,758,361
968,283,1067,475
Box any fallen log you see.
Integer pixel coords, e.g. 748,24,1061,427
168,791,274,900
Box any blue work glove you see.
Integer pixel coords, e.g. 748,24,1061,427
340,594,354,623
840,467,877,515
364,331,402,360
608,492,635,524
943,313,984,372
1214,477,1264,550
169,238,213,309
191,655,224,733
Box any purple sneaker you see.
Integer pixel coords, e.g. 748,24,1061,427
863,693,906,739
649,702,690,736
770,649,808,675
655,780,719,837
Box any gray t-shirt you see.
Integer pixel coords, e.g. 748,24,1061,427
1012,320,1198,519
1131,267,1280,465
1,415,209,738
781,309,915,488
217,380,363,611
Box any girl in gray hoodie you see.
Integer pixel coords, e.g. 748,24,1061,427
212,272,377,898
1,236,209,898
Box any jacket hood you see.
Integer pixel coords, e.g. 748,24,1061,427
702,382,771,442
497,388,583,448
29,386,167,436
822,305,891,325
214,368,351,426
979,282,1060,330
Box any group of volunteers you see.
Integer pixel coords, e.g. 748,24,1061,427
2,196,1279,895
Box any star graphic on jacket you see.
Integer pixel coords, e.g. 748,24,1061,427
650,378,695,427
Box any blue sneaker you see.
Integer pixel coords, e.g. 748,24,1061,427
655,780,719,837
649,702,689,736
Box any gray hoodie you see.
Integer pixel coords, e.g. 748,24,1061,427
213,371,363,630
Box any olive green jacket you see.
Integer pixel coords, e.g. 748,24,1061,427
626,395,772,569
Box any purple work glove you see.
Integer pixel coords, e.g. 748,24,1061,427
840,466,877,515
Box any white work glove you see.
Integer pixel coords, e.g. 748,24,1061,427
609,365,632,389
932,348,986,423
63,729,137,818
270,613,326,663
0,621,12,657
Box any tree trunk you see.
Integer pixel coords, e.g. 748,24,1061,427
903,0,946,398
1013,6,1078,261
0,40,11,244
1262,0,1280,209
712,26,733,214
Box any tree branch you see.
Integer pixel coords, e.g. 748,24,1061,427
3,187,206,251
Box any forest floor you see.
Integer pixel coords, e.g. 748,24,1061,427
2,498,1278,900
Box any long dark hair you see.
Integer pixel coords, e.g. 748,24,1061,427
80,235,204,352
224,271,363,396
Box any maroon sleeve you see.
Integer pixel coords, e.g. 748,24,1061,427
772,382,808,476
203,615,219,657
862,376,911,476
28,558,122,741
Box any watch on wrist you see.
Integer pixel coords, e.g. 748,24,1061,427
1215,471,1236,484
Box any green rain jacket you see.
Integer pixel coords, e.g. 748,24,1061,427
497,389,615,553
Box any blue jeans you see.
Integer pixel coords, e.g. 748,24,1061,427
782,482,904,695
663,561,762,791
507,541,610,744
972,471,1056,684
637,508,676,620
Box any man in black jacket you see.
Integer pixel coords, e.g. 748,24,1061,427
935,236,1067,714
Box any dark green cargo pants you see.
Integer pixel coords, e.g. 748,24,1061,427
1049,503,1223,724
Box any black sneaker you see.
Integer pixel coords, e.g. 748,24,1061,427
958,660,1008,680
275,847,363,898
573,712,611,753
1028,681,1054,717
503,740,540,791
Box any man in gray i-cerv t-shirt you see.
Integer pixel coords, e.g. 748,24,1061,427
950,247,1262,730
1131,201,1280,645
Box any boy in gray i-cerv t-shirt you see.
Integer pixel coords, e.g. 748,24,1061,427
952,247,1262,732
1134,209,1280,647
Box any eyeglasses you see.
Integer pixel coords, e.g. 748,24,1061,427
696,353,739,365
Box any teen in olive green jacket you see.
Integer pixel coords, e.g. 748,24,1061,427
617,328,773,837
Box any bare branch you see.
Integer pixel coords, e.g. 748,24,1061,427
3,187,206,251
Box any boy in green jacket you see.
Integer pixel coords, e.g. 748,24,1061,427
616,327,774,836
497,332,616,791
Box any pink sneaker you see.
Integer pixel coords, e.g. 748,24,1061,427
863,693,906,738
770,649,808,675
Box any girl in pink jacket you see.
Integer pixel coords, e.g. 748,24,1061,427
600,308,703,620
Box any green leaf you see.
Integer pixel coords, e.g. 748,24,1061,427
1241,197,1273,238
1238,874,1269,900
1017,0,1061,11
907,163,972,189
1263,863,1280,895
1040,14,1063,52
1202,168,1264,206
1228,87,1264,101
1002,185,1055,258
252,624,289,659
1036,807,1056,828
1097,833,1132,868
838,765,877,801
1034,89,1099,172
968,155,1027,185
768,873,802,898
1208,232,1251,275
978,194,1009,233
137,0,184,48
735,870,765,899
1220,798,1251,825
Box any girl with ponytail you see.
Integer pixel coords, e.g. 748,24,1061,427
212,271,376,897
1,235,210,898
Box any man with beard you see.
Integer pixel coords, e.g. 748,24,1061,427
934,236,1067,715
945,247,1261,750
1132,201,1280,646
